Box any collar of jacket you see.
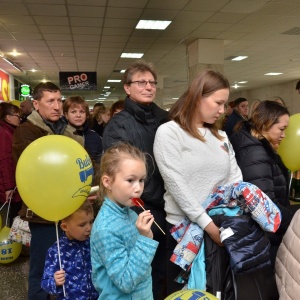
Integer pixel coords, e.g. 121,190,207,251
27,110,66,134
124,96,168,125
0,119,16,133
27,110,84,146
104,196,131,218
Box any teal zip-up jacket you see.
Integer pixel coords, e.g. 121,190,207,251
91,198,158,300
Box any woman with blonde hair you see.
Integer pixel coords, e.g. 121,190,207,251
91,105,111,137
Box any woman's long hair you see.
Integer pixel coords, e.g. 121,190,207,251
169,69,230,142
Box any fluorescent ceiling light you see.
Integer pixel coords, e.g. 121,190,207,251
231,56,248,61
232,84,240,89
136,20,171,30
121,53,144,58
264,72,283,76
98,98,106,100
172,97,179,100
104,86,110,89
107,79,121,82
238,81,248,84
120,70,126,73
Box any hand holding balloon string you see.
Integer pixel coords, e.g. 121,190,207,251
132,198,165,235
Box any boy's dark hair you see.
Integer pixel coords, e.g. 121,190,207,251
62,200,94,222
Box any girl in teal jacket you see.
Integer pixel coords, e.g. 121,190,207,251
91,143,158,300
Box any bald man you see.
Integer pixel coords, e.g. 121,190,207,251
20,98,33,122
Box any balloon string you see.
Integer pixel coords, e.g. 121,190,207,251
4,187,16,227
136,202,165,235
55,222,66,297
289,171,293,197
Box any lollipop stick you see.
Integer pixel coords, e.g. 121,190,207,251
136,202,165,235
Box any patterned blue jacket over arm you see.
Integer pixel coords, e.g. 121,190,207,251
91,198,159,300
41,234,98,300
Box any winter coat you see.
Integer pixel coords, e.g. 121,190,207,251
230,124,293,238
102,97,169,209
42,234,98,300
0,120,21,203
13,110,84,224
275,209,300,299
91,198,158,300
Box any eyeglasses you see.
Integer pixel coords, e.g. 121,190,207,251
129,80,158,88
10,114,21,119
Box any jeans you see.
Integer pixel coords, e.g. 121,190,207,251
28,223,61,300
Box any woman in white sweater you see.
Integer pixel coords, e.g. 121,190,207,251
154,69,242,294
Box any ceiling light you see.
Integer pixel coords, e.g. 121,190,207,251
107,79,121,82
120,70,126,73
10,50,20,57
264,72,283,76
238,81,248,84
172,97,179,100
98,98,106,100
136,20,171,30
31,69,36,72
231,56,248,61
104,86,110,89
121,53,144,58
232,84,240,89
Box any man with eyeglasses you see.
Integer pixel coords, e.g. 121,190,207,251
102,60,168,300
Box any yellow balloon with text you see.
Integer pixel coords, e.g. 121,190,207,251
16,135,93,221
278,113,300,171
0,226,22,264
165,289,218,300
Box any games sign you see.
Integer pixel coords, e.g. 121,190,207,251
59,71,97,90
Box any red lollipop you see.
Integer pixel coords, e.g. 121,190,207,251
132,198,165,235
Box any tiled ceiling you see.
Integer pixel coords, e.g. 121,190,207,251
1,0,300,107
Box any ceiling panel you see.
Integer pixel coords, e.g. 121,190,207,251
0,0,299,108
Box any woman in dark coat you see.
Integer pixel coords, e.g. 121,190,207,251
0,102,22,226
230,100,295,266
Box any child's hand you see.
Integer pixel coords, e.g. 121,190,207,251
136,210,154,239
54,269,65,286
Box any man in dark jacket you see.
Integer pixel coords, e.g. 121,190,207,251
102,61,168,300
13,82,83,300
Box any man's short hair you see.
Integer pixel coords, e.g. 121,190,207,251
234,97,247,107
296,80,300,90
123,60,157,84
32,82,60,101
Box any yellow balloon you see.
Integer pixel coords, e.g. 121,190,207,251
165,289,218,300
278,113,300,171
0,226,22,264
16,135,93,221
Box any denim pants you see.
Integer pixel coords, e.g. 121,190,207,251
28,223,62,300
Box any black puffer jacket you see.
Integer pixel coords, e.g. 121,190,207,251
102,97,169,209
230,123,293,236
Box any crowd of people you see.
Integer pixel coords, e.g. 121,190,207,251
0,60,299,300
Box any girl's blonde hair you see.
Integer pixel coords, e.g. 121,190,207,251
99,142,147,201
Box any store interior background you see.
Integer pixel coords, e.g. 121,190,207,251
1,0,300,113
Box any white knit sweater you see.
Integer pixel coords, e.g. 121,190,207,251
154,120,242,230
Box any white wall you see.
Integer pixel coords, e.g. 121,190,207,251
230,79,300,115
